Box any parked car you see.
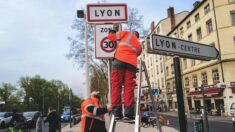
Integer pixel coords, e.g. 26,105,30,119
0,112,13,128
23,111,41,128
61,112,71,122
230,103,235,116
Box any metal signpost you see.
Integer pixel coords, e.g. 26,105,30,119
86,3,128,131
149,34,220,132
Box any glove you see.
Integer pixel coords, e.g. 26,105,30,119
109,29,116,34
113,24,119,32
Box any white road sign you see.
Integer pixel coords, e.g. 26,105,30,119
95,24,117,59
87,4,128,23
150,34,219,60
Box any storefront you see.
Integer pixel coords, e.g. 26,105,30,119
187,86,224,115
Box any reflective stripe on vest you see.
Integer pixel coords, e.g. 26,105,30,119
81,114,105,122
119,32,138,55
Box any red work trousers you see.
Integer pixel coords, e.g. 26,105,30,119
111,68,136,107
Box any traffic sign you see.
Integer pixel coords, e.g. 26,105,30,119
149,34,220,60
152,88,159,96
95,24,117,59
86,3,128,23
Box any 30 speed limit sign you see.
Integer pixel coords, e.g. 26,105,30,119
95,24,117,59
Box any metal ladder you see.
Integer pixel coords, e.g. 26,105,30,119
108,59,162,132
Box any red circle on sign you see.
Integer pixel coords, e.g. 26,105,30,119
100,37,117,52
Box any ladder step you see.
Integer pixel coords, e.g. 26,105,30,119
141,86,149,88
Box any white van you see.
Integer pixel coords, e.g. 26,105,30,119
230,103,235,116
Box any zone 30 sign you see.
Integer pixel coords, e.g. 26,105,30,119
95,24,117,59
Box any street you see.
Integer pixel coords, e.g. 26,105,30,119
0,123,68,132
163,115,234,132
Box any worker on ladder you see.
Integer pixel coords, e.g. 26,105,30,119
81,91,112,132
107,24,142,121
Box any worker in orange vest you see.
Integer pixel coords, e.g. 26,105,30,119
107,26,142,120
81,91,111,132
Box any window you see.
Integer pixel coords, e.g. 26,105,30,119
180,27,184,35
183,58,188,69
231,11,235,25
161,78,164,88
201,72,208,85
206,19,213,33
166,66,169,76
197,27,202,40
195,13,200,22
192,75,198,87
185,77,190,87
160,62,163,73
160,56,162,60
167,82,171,92
204,4,210,14
212,69,220,84
157,65,159,74
188,34,193,41
187,21,191,29
150,57,152,66
172,81,175,90
191,59,196,66
171,64,174,74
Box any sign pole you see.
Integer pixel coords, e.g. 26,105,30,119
173,57,187,132
84,15,90,98
107,59,112,130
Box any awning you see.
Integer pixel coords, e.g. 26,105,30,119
204,88,224,97
188,91,201,96
187,87,224,98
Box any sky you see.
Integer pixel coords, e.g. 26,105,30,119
0,0,198,98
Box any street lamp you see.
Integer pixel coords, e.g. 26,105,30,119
77,10,90,98
232,117,235,132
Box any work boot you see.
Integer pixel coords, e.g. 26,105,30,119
112,106,123,120
124,105,135,120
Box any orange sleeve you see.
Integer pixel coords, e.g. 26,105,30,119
107,33,117,41
107,31,128,41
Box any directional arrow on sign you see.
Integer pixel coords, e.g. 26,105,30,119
149,34,220,61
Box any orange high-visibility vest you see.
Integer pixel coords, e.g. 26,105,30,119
107,31,142,67
81,97,105,132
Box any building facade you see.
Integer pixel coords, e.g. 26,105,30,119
140,8,189,111
165,0,235,116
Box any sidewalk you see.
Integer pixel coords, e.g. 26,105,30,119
160,111,232,122
61,122,179,132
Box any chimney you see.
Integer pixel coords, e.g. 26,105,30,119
167,7,175,29
150,21,155,32
193,1,201,8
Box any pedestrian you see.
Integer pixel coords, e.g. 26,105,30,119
107,24,142,120
81,91,112,132
36,113,44,132
44,107,60,132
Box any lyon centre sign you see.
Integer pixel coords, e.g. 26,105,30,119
150,34,219,61
86,3,128,23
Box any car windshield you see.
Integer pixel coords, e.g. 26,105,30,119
231,103,235,109
0,112,6,117
23,112,35,117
